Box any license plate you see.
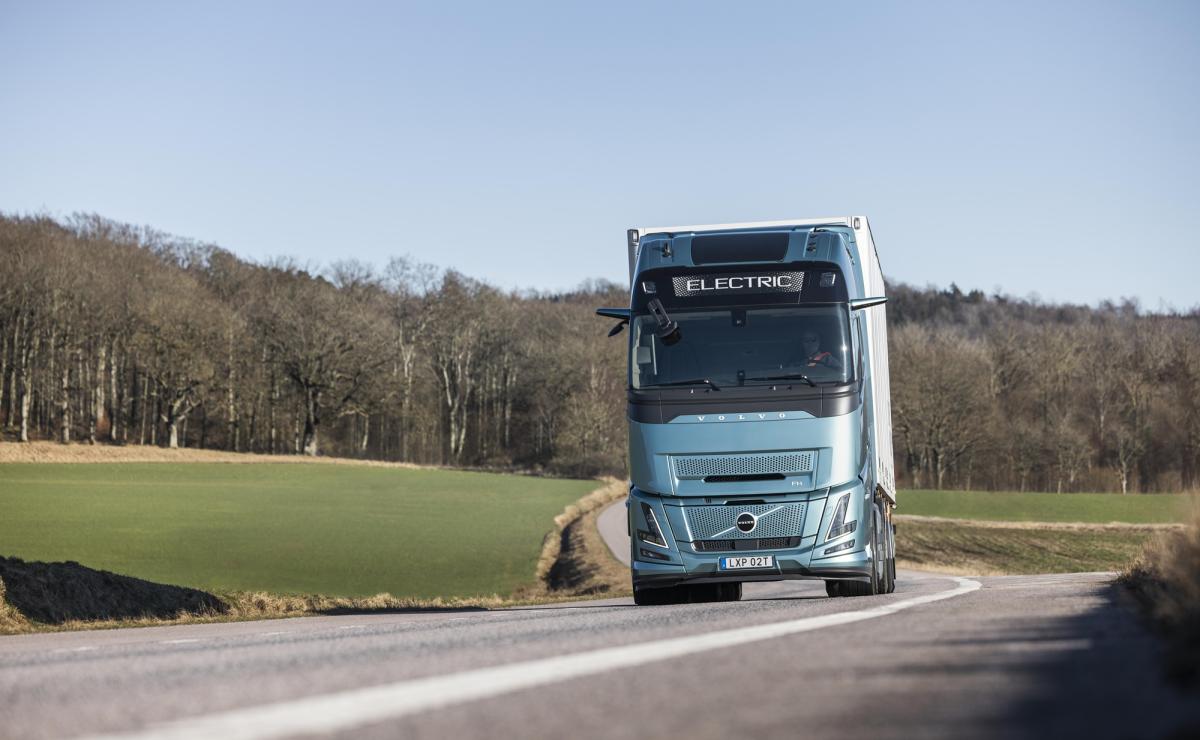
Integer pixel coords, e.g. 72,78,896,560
719,555,774,570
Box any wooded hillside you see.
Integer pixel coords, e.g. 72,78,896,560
2,213,1197,491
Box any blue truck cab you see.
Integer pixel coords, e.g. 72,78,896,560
597,217,897,605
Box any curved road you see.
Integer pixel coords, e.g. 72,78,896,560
2,501,1198,739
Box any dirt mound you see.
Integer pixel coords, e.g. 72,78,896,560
0,556,227,625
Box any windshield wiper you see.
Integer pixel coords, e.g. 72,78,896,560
744,373,816,387
646,378,721,391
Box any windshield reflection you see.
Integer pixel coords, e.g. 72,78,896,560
631,306,853,390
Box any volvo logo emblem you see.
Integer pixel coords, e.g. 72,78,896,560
736,513,757,533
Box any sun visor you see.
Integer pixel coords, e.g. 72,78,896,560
691,232,789,265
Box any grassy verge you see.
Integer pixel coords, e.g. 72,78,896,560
0,564,572,636
0,477,629,635
0,577,30,633
895,515,1156,575
899,489,1192,524
0,463,594,599
536,479,629,597
1120,508,1200,688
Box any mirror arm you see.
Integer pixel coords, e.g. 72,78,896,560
850,296,888,311
596,307,631,320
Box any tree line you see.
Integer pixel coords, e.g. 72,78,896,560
0,214,626,476
887,283,1200,493
1,213,1197,491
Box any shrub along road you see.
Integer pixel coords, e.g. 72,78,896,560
2,506,1198,739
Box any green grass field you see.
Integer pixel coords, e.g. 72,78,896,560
0,464,595,599
899,489,1193,524
896,519,1155,574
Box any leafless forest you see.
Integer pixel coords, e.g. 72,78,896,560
1,214,1197,492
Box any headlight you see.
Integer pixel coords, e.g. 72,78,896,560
637,502,668,548
825,493,858,541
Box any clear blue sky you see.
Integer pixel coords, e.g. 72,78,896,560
2,1,1197,308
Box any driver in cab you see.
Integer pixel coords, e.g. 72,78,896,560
799,331,842,370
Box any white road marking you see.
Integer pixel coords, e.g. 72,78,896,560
78,577,981,740
159,639,200,645
1000,638,1093,653
337,625,365,630
52,646,96,654
259,632,289,637
986,578,1107,590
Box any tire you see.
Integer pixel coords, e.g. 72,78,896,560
885,520,897,594
719,582,743,602
825,580,843,598
687,584,722,603
879,511,895,595
632,586,660,606
634,584,684,606
842,512,883,597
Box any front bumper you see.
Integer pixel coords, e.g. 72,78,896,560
629,481,872,589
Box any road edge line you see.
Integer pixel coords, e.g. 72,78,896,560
80,577,981,740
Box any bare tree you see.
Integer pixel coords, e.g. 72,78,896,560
892,325,992,489
255,265,385,456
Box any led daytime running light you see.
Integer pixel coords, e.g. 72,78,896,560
825,493,858,542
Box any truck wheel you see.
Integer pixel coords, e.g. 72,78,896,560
719,582,743,601
877,507,894,594
634,585,682,606
632,586,658,606
824,580,843,597
842,515,883,597
883,520,897,593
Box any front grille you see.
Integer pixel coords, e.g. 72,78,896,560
693,536,801,552
704,473,784,483
672,451,815,480
683,502,807,540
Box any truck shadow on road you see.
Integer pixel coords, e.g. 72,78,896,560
880,582,1200,739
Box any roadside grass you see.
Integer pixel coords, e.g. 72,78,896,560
900,489,1192,524
0,577,30,632
1120,507,1200,688
0,475,627,635
0,463,594,600
896,517,1155,575
537,479,629,597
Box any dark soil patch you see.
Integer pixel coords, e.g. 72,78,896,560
0,556,227,624
547,519,602,593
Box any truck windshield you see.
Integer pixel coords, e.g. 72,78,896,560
630,305,853,389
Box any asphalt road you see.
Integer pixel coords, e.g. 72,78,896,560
2,501,1198,740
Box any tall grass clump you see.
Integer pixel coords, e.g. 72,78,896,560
1121,503,1200,687
0,576,31,634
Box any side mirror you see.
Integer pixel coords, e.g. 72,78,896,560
850,296,887,311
